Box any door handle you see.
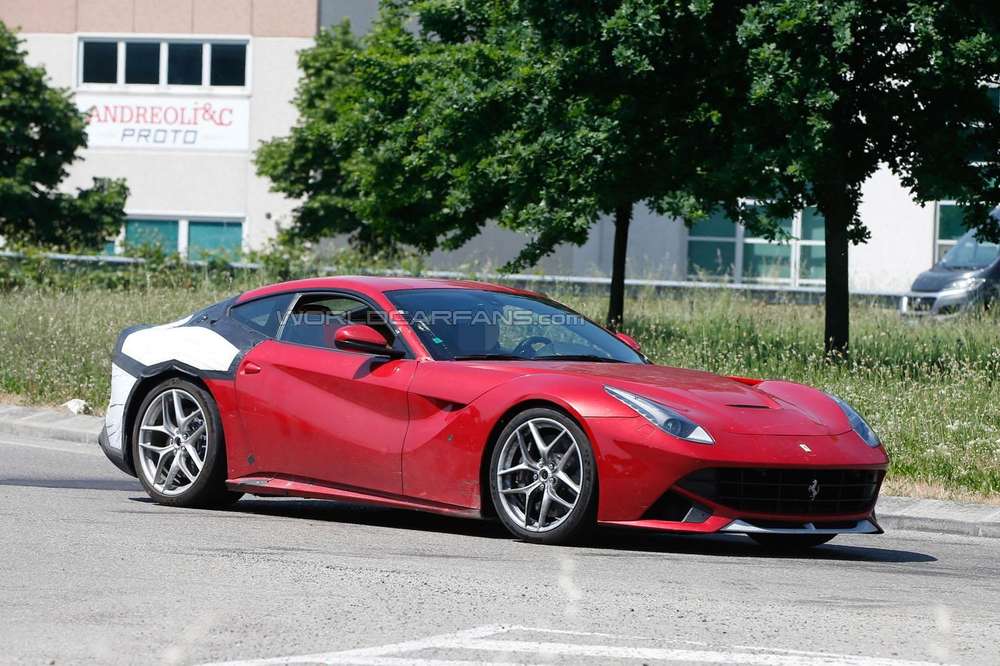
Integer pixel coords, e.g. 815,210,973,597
243,362,262,375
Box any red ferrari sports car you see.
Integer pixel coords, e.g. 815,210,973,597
99,276,888,547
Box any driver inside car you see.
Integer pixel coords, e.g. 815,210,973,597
448,305,502,356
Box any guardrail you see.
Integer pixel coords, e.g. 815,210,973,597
0,249,263,270
0,249,915,308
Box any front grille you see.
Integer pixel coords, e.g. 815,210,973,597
678,468,882,516
908,296,936,312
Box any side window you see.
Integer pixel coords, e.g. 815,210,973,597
230,293,294,338
278,294,396,350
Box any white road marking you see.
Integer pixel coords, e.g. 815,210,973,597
440,638,944,666
202,624,951,666
232,659,541,666
506,625,707,644
203,625,509,666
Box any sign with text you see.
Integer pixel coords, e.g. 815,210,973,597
76,93,250,152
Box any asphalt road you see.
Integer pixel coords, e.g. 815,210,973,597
2,434,999,666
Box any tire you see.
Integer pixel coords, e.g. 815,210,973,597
749,534,836,550
131,377,242,508
489,407,598,545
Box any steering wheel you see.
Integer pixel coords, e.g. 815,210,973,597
512,336,553,358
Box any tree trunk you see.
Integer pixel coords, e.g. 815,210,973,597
605,203,632,331
820,193,851,359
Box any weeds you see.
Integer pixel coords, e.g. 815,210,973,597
0,274,997,498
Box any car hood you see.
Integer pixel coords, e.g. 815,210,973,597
911,267,984,292
420,361,852,437
541,362,849,436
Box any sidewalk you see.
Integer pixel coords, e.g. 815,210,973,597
0,404,103,444
2,405,998,539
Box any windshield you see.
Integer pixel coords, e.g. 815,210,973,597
940,230,1000,270
385,288,645,363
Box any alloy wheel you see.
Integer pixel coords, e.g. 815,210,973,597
137,388,208,496
495,417,584,532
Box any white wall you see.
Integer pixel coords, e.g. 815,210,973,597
17,32,308,252
850,168,936,292
244,36,312,249
19,33,75,82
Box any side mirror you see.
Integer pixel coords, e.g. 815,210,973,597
615,331,641,352
334,324,404,358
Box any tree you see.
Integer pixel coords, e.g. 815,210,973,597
0,21,127,251
258,2,752,330
729,1,1000,355
260,2,1000,347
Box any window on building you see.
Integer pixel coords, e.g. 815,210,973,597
81,41,117,83
686,205,826,286
125,219,179,251
936,203,968,261
124,42,160,84
167,43,203,85
118,218,243,258
210,43,247,87
188,220,243,259
79,39,247,89
798,207,826,281
686,211,737,279
988,87,1000,110
743,210,793,282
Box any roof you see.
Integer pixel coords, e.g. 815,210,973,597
234,275,540,304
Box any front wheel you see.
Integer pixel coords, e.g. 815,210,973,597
749,534,835,550
131,377,241,508
489,408,597,545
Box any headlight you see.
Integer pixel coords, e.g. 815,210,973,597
944,277,985,292
605,386,714,444
827,394,880,448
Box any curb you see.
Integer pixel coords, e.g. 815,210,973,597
1,405,998,539
876,496,1000,539
0,405,103,446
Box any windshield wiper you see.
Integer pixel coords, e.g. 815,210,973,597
530,354,625,363
451,354,527,361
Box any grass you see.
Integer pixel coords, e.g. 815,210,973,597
586,289,1000,500
1,280,998,500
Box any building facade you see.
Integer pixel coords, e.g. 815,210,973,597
0,0,967,292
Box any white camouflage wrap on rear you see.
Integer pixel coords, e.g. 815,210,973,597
105,363,138,452
104,314,241,452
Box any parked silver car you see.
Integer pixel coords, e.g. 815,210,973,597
901,229,1000,315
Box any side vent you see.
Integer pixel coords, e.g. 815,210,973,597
642,490,712,523
425,396,467,412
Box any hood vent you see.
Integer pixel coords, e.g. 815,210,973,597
726,403,771,409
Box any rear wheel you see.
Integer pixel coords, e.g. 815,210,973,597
749,534,835,550
131,377,241,508
489,408,597,545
